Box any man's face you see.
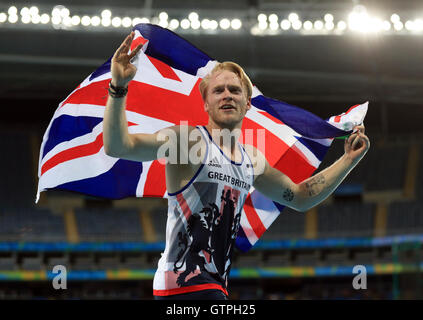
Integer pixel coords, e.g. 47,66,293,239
204,70,251,129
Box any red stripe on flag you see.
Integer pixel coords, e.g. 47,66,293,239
241,117,290,167
60,80,109,108
130,36,148,51
273,143,316,184
147,56,182,82
60,78,208,127
334,104,359,123
243,196,267,239
41,133,104,175
41,123,138,176
126,79,208,126
143,160,167,197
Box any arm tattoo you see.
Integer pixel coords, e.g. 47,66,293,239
305,175,326,196
283,188,294,202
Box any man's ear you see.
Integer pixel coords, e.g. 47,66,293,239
246,97,252,111
204,101,209,113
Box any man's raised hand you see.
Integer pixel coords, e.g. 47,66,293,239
111,31,143,88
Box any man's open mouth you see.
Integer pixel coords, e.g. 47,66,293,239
220,105,236,110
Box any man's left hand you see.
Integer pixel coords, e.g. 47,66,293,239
344,125,370,164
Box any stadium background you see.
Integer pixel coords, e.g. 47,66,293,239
0,0,422,299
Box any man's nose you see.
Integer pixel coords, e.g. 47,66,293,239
222,88,233,101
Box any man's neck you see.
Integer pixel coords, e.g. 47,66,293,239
205,122,242,152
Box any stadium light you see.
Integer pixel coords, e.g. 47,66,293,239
181,18,190,29
40,14,50,24
405,20,414,31
90,16,100,27
288,13,299,22
324,13,334,22
394,21,403,31
201,19,210,29
303,20,313,31
337,20,347,31
60,8,70,18
101,10,112,18
268,14,278,23
8,14,18,23
292,20,302,30
81,16,91,26
210,20,218,30
382,20,391,31
62,16,72,27
325,21,334,30
29,6,39,16
188,12,199,21
269,21,279,30
51,15,61,25
191,19,200,29
0,13,7,23
159,12,168,21
231,19,242,30
415,19,423,31
220,18,230,30
280,19,290,30
8,6,17,15
112,17,122,28
102,17,111,27
22,14,31,24
20,7,29,16
258,14,267,22
169,19,179,30
31,14,41,24
122,17,132,28
258,20,268,30
314,20,323,30
71,15,81,26
390,14,400,23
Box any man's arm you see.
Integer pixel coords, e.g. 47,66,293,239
103,32,180,162
249,125,370,212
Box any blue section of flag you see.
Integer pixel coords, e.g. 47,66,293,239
235,227,253,253
43,115,103,158
252,95,348,139
89,57,112,81
54,159,143,199
134,24,212,76
295,136,330,162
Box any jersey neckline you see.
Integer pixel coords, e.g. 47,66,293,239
201,126,244,166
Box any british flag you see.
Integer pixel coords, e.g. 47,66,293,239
37,24,368,252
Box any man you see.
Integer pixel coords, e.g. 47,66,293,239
103,32,370,300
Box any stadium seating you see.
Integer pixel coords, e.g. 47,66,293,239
260,206,306,240
0,207,66,242
387,201,423,236
74,207,143,242
317,202,375,238
0,130,36,209
149,206,168,242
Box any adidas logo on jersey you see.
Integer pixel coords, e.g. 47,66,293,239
208,157,222,168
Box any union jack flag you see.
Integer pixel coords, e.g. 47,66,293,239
37,24,368,252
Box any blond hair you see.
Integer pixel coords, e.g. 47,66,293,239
199,61,253,101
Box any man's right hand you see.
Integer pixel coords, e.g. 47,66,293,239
110,31,143,88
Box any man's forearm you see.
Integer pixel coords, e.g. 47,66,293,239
103,95,132,157
298,154,357,211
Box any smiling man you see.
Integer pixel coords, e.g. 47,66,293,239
103,32,370,300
